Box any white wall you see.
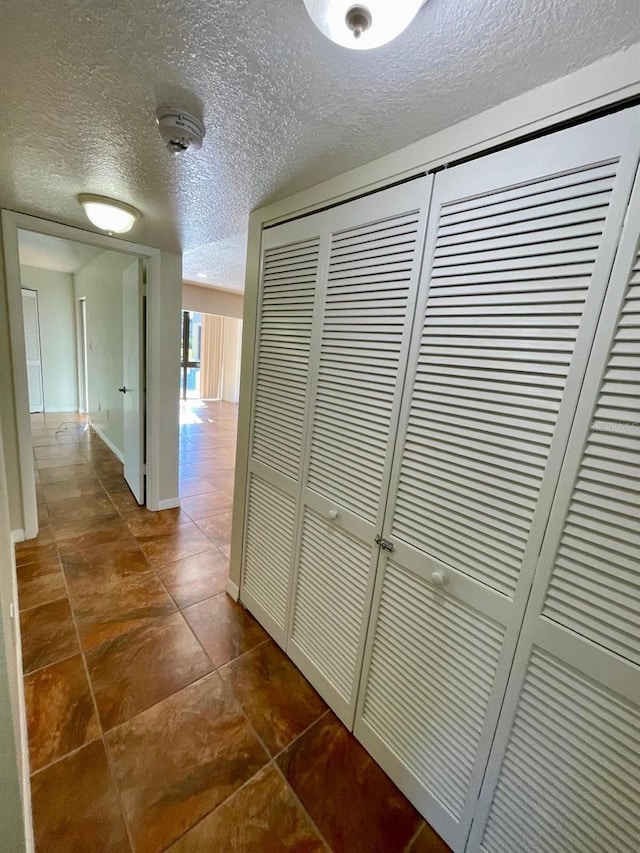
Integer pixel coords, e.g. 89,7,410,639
0,410,28,851
183,282,243,319
20,266,78,413
0,226,24,531
74,251,132,457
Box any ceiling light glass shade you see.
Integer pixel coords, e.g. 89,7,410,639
303,0,424,50
77,194,141,233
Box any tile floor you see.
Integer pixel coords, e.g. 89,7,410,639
17,403,451,853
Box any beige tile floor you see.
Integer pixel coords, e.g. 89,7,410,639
16,402,450,852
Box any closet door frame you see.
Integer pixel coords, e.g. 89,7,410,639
466,139,640,853
353,109,640,851
284,178,434,726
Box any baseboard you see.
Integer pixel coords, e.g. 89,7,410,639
156,497,181,510
10,530,25,544
225,579,239,601
91,424,124,463
43,407,79,413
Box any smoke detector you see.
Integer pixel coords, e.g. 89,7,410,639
156,107,205,153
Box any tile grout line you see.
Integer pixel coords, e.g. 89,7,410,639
37,442,137,852
159,673,333,853
62,454,137,853
216,661,333,851
404,820,426,852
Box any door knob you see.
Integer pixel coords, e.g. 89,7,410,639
431,571,446,587
118,386,128,394
327,509,338,520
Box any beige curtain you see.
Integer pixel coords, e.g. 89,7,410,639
199,314,224,399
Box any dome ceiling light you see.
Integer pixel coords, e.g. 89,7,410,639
77,194,141,234
303,0,426,50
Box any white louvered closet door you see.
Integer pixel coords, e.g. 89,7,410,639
354,108,640,852
467,144,640,853
287,179,432,726
242,219,325,645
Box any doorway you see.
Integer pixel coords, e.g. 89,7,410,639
21,288,44,413
16,233,147,504
1,209,178,539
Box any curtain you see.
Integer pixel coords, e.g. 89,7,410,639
199,314,224,399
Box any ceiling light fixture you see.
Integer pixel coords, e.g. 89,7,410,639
303,0,425,50
77,194,141,234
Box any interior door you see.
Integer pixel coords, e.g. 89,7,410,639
22,288,44,413
286,178,432,726
466,143,640,853
241,219,325,646
121,259,145,504
353,108,640,851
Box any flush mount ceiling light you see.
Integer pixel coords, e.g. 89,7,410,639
303,0,425,50
77,194,141,234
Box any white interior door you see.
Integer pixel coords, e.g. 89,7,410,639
353,108,640,852
467,141,640,853
121,259,145,504
22,288,44,413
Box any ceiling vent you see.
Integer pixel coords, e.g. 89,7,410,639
156,107,205,153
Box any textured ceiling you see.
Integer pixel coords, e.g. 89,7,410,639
18,231,103,274
1,1,639,292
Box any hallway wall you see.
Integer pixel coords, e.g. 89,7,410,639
182,283,243,319
20,266,78,412
0,411,28,852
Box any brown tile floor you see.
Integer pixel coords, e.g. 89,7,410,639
18,404,451,853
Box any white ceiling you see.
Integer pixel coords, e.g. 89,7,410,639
1,1,639,292
18,231,103,274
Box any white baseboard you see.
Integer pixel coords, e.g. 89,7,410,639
225,579,239,601
156,497,181,511
91,424,124,463
43,407,80,413
10,530,25,544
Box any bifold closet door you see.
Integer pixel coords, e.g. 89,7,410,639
286,178,432,726
353,108,640,852
467,149,640,853
241,216,325,645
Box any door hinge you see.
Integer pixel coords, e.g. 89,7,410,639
375,535,395,553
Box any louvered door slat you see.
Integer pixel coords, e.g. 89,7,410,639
392,158,619,597
541,251,640,665
288,180,431,726
306,212,422,521
469,113,640,853
291,508,372,703
251,238,319,479
355,109,640,853
360,563,504,818
242,229,322,640
243,474,297,633
479,650,640,853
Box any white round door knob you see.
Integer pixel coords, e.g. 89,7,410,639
431,571,446,587
327,509,338,520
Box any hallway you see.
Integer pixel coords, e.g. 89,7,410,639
16,407,449,852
